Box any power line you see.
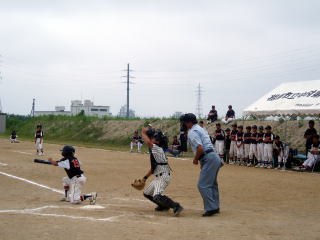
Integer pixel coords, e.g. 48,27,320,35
121,63,135,118
195,83,203,119
30,98,35,117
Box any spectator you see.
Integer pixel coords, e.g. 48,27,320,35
304,120,317,157
207,105,218,124
130,131,143,153
214,123,225,159
224,128,231,163
179,129,188,154
166,135,181,157
300,134,320,170
274,135,286,170
222,105,235,124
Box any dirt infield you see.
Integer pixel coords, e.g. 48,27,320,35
0,139,319,240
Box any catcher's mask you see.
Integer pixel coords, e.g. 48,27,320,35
61,145,75,157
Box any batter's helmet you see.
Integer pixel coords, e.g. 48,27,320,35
61,145,75,157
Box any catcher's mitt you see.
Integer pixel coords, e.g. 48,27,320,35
131,178,146,190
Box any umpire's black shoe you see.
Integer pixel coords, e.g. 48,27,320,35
173,204,183,216
155,206,170,211
202,208,220,217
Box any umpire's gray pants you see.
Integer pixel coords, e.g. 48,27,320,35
198,152,221,211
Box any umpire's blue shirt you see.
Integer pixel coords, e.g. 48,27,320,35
188,124,214,154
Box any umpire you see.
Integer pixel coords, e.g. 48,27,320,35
180,113,222,216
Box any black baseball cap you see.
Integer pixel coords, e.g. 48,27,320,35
246,126,251,130
180,113,198,124
232,123,237,127
225,128,231,132
259,126,264,130
252,125,257,129
265,125,272,130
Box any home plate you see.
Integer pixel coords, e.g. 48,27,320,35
80,205,105,209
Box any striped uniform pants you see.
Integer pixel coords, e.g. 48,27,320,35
143,173,171,197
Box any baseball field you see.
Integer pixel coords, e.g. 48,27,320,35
0,138,319,240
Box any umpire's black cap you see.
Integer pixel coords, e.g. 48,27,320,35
179,113,198,124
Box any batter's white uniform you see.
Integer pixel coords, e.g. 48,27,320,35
58,159,85,204
143,144,171,197
62,175,86,203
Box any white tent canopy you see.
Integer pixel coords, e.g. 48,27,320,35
243,80,320,117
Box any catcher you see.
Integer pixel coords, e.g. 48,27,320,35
132,128,183,216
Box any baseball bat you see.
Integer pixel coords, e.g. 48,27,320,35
34,159,52,165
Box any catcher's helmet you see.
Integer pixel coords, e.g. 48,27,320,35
179,113,198,124
61,145,75,157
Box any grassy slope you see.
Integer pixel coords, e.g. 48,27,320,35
1,115,318,152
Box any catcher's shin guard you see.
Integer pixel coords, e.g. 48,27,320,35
153,194,178,209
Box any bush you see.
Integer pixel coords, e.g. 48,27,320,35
279,118,285,124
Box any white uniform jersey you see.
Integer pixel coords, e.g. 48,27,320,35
151,144,170,176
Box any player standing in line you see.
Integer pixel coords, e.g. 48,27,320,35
35,125,44,155
180,113,221,217
141,128,183,215
243,126,252,166
235,125,244,165
214,123,225,160
256,126,265,168
249,125,258,166
224,128,231,163
263,125,275,169
48,146,97,205
130,131,143,153
229,124,238,164
274,136,286,170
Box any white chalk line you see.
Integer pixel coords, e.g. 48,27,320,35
0,205,164,224
0,206,124,222
0,162,8,166
0,170,64,194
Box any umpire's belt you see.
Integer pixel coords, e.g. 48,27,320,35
199,148,214,160
155,172,170,177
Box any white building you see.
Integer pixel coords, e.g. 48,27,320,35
34,100,112,118
71,100,111,118
118,105,135,118
34,106,71,116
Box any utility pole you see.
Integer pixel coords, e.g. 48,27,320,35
31,98,35,117
122,63,134,118
196,83,203,119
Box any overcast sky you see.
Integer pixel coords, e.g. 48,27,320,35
1,0,320,117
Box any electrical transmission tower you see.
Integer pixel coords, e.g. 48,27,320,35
122,63,135,118
30,98,35,117
195,83,203,119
